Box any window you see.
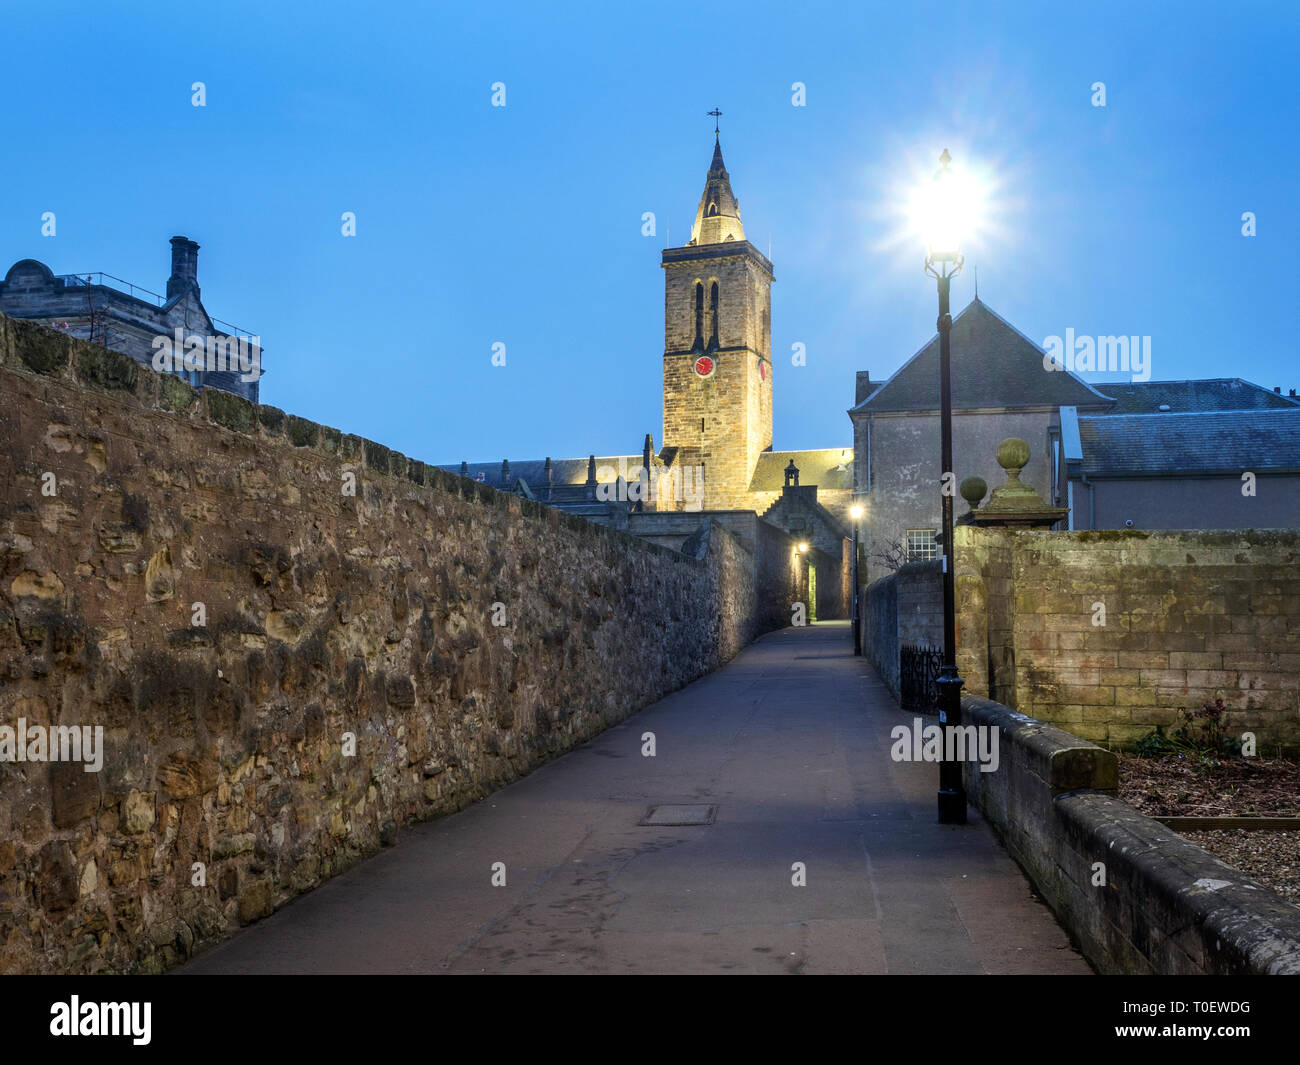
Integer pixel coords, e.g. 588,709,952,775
694,283,704,348
905,529,938,562
708,281,719,349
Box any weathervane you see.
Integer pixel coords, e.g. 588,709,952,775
707,107,722,137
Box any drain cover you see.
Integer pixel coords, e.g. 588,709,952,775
640,804,716,826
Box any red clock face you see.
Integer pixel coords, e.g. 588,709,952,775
694,355,715,377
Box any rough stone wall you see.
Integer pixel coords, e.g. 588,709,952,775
956,527,1300,752
863,561,943,696
864,572,900,697
0,313,775,974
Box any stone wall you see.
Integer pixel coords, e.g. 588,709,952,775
963,694,1300,974
956,526,1300,753
862,561,942,698
0,312,779,974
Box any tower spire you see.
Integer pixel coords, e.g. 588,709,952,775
689,119,744,246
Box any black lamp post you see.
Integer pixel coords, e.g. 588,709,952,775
924,149,967,825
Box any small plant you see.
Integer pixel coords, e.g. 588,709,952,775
1134,700,1243,761
1175,699,1244,757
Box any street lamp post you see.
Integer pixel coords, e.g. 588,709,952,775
923,149,967,826
850,503,864,654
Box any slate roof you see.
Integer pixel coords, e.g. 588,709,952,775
1095,379,1300,414
1077,409,1300,475
850,298,1113,413
436,456,642,489
749,449,854,492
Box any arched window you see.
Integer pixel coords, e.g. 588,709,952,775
708,202,719,216
708,282,720,350
693,282,704,350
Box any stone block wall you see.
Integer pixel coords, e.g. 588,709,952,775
956,527,1300,753
862,561,941,698
0,312,777,974
963,694,1300,974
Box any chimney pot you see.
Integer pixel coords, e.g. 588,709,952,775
855,370,874,405
1275,386,1282,394
167,236,201,301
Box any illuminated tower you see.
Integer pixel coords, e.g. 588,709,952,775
660,129,774,510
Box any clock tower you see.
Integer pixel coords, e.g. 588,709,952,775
661,132,774,511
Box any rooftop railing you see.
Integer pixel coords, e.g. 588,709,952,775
54,272,259,341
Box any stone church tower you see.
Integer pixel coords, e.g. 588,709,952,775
661,135,774,510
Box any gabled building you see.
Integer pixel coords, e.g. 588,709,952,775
0,236,261,402
850,298,1300,567
848,297,1111,575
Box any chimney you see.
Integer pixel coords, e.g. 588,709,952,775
167,236,200,300
1275,386,1282,394
1291,389,1297,398
855,371,874,405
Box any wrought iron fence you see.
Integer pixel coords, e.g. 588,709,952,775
900,643,942,715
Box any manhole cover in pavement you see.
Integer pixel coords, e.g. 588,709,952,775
640,804,716,826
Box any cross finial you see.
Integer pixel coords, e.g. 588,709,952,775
939,147,952,168
707,107,722,137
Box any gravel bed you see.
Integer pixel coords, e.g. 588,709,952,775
1177,830,1300,907
1118,753,1300,907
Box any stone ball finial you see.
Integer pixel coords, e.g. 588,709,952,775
959,476,987,508
996,438,1031,480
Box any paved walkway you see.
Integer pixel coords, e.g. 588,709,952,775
181,622,1091,974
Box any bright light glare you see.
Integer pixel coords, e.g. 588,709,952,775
850,504,864,520
907,155,986,263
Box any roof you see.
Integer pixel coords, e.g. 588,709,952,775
1096,378,1300,414
851,298,1113,414
749,449,853,492
1076,408,1300,476
436,456,642,488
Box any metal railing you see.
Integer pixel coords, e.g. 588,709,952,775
900,643,943,715
54,272,259,341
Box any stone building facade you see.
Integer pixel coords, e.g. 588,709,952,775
0,236,261,402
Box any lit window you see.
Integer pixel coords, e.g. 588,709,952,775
905,529,938,562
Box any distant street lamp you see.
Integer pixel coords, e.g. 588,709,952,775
922,149,967,826
850,503,864,654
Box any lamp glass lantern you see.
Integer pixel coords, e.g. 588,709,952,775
922,149,966,281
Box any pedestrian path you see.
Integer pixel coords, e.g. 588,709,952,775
181,622,1091,974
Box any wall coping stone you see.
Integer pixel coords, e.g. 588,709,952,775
962,691,1300,974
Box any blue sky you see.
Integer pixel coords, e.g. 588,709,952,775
3,1,1297,463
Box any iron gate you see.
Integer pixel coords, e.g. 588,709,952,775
900,643,942,715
